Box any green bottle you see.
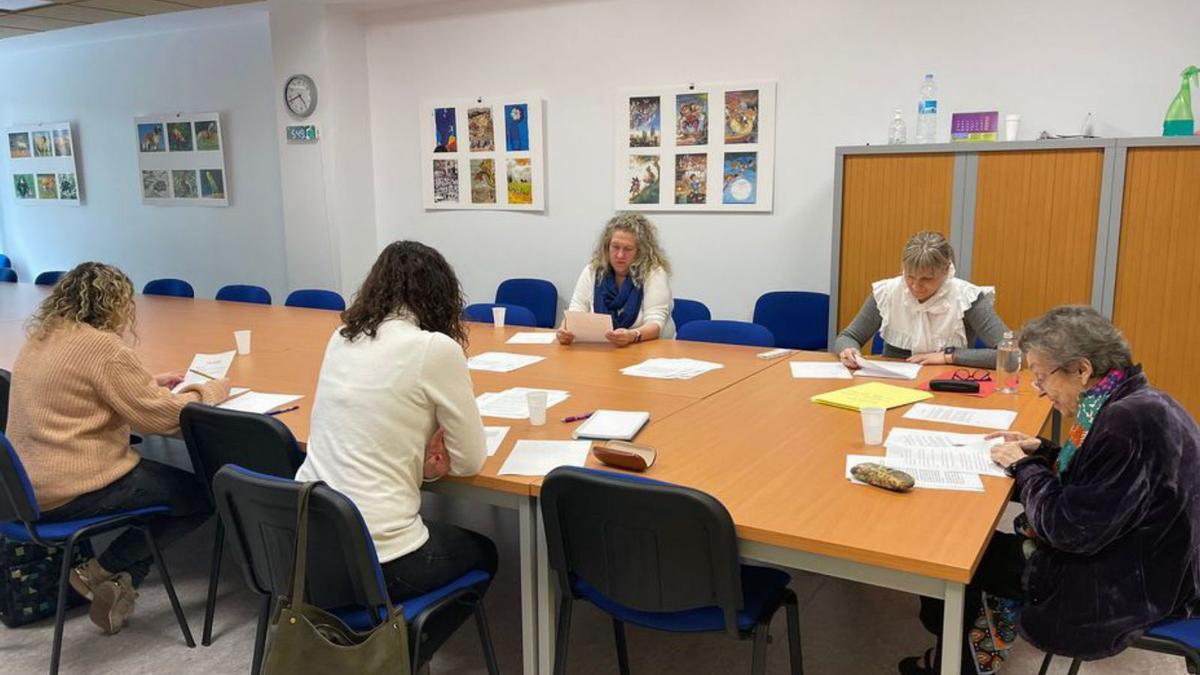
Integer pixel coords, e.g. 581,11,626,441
1163,66,1200,136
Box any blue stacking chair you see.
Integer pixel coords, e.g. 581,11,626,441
0,268,15,283
143,278,195,298
871,334,985,356
215,284,272,305
0,254,10,268
34,271,65,286
0,433,194,675
213,465,499,674
678,320,775,348
1039,618,1200,674
0,369,9,434
672,298,711,330
541,467,804,675
496,278,558,328
752,291,829,350
464,302,539,327
284,289,346,311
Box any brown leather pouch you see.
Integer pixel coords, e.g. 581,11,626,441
591,441,657,472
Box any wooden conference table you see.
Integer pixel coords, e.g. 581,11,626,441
0,284,1051,675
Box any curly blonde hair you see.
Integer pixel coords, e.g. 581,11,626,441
588,213,671,286
27,262,137,340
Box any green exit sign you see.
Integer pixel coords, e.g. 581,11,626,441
286,125,319,143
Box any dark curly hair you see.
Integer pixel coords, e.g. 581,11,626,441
340,241,468,346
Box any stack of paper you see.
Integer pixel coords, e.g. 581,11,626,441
467,352,546,373
172,350,236,393
844,455,984,492
902,403,1017,430
506,332,558,345
883,427,1006,478
572,410,650,440
853,357,923,380
219,392,303,414
476,388,570,419
790,362,852,379
498,440,591,476
484,426,510,456
563,311,613,343
811,382,932,411
621,358,724,380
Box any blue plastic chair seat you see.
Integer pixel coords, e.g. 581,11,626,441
677,320,775,348
143,278,195,298
35,271,65,286
1145,618,1200,647
463,303,539,327
334,569,492,630
672,298,711,330
285,289,346,311
0,254,11,268
0,269,15,283
572,565,790,633
216,285,272,305
496,278,558,328
0,506,169,542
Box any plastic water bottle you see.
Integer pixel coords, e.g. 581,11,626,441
888,109,907,145
996,331,1021,394
916,74,938,143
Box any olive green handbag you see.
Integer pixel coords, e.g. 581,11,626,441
259,481,411,675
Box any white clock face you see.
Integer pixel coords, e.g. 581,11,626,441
285,76,317,117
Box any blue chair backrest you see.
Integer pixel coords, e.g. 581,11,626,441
464,302,539,327
752,291,829,350
0,369,9,434
285,289,346,311
0,269,15,284
143,278,195,298
34,271,65,286
0,254,10,268
212,465,389,623
216,284,272,305
678,320,775,348
872,334,985,354
0,432,41,524
496,278,557,328
672,298,711,330
541,466,744,637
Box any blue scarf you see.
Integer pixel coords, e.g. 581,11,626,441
594,270,643,330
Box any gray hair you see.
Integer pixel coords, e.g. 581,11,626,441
589,213,671,285
1018,305,1133,374
902,231,955,273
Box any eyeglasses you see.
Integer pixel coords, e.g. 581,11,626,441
951,369,992,382
1031,366,1063,392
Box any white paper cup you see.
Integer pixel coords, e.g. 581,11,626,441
492,306,507,328
861,407,885,446
527,390,547,426
1005,114,1021,141
234,330,252,355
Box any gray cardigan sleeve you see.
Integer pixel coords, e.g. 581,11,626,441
953,292,1010,369
831,295,882,354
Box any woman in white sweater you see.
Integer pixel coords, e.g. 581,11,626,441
557,213,675,346
295,241,495,651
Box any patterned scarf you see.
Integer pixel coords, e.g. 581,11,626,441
594,269,644,330
1057,368,1126,474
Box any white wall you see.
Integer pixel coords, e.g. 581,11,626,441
362,0,1200,321
0,5,287,300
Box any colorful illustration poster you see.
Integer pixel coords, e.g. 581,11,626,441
722,152,757,204
167,122,193,152
138,123,165,152
136,113,227,206
8,132,30,159
433,159,459,203
724,90,759,144
53,129,72,156
505,104,529,152
172,170,198,199
471,159,496,204
200,169,225,199
31,131,53,158
468,107,495,152
142,170,168,199
57,173,78,200
507,158,532,204
628,155,660,204
195,121,220,151
675,154,707,204
8,122,83,204
434,108,457,152
13,174,34,199
629,96,661,147
676,93,708,146
36,173,57,199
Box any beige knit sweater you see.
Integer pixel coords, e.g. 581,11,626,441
6,324,228,511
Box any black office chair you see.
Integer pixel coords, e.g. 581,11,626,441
178,403,305,647
212,465,499,674
540,467,804,675
0,368,10,434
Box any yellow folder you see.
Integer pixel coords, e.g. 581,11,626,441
811,381,933,411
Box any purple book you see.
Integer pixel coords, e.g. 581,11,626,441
951,111,999,142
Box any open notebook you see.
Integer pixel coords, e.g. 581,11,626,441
571,410,650,441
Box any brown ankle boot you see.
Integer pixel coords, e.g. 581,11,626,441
68,559,116,601
89,572,138,635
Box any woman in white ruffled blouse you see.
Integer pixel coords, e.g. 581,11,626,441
832,231,1011,370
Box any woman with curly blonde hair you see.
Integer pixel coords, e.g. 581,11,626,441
557,213,675,346
6,262,230,635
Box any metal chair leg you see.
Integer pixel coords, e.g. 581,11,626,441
48,536,79,675
612,618,631,675
1067,657,1083,675
750,623,769,675
251,594,271,675
553,596,573,675
784,592,804,675
473,601,500,675
142,528,195,647
1038,652,1055,675
202,521,224,646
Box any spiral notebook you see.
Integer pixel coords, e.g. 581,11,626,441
571,410,650,441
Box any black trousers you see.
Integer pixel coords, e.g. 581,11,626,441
918,532,1027,674
380,521,498,661
40,458,213,586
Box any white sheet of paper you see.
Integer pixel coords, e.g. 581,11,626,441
172,350,236,393
852,356,922,380
506,332,558,345
466,352,546,373
563,311,614,343
789,362,853,379
484,426,510,456
476,388,570,419
572,410,650,440
620,358,724,380
845,454,985,492
498,440,591,476
885,427,998,449
218,392,303,414
884,445,1008,477
902,403,1018,430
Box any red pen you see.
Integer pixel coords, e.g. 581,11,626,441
562,411,594,423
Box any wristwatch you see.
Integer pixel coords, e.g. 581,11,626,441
633,329,643,343
943,346,956,364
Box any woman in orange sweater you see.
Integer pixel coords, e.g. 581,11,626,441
5,263,230,635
